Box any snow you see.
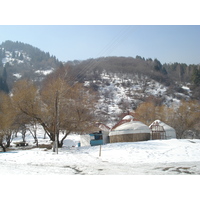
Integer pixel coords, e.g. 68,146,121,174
122,115,134,120
35,69,53,75
1,50,31,67
182,86,189,90
110,120,150,135
96,72,178,125
0,128,200,175
13,73,22,79
0,120,199,199
2,57,10,64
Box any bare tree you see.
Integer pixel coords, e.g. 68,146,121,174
0,92,16,152
135,100,200,139
12,79,42,146
40,78,97,148
135,102,157,125
12,78,97,149
169,100,200,139
27,120,38,146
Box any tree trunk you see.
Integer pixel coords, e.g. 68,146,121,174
177,131,184,139
44,131,47,139
35,138,38,147
6,134,12,148
22,129,26,142
28,128,39,147
40,122,54,141
52,141,56,152
0,144,6,152
59,131,71,148
58,139,63,148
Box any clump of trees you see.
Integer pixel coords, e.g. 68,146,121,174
0,68,98,152
0,92,17,152
135,100,200,139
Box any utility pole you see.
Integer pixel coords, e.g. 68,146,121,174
99,145,102,157
53,90,59,154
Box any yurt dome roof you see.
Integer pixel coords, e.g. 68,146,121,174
149,120,175,131
98,123,111,132
149,119,176,139
109,120,150,136
122,115,134,120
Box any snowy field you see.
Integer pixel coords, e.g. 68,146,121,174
1,130,200,200
1,131,200,175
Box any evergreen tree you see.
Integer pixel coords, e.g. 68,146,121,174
153,58,162,71
192,68,200,86
2,67,7,81
0,59,3,68
4,62,10,68
12,50,16,58
0,77,9,93
161,66,168,75
2,49,5,58
2,79,9,93
19,53,24,60
0,67,9,93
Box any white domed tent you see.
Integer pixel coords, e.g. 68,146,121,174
109,115,150,143
149,120,176,139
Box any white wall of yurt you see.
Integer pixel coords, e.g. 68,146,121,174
109,115,151,143
149,120,176,139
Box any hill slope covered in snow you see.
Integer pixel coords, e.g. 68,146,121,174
0,40,199,126
0,40,63,91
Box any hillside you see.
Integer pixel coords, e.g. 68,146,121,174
0,40,199,124
65,56,199,125
0,40,63,91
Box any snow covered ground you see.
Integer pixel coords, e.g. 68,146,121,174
1,130,200,200
1,132,200,175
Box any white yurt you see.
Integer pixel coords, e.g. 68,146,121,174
109,115,151,143
149,120,176,139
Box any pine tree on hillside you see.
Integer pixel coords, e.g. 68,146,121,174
0,67,9,93
153,58,162,71
0,77,9,93
192,68,200,86
0,60,3,68
12,50,16,58
3,49,5,58
2,67,7,81
19,53,24,60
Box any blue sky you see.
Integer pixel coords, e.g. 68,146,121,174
0,25,200,65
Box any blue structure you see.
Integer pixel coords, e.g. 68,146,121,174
80,130,109,147
89,132,103,146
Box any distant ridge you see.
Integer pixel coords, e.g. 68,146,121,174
0,40,63,90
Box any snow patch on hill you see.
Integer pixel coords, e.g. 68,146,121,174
13,73,22,79
35,69,54,75
94,71,191,125
1,50,31,66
